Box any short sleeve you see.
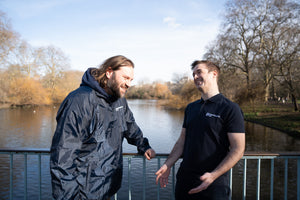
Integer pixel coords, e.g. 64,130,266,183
225,103,245,133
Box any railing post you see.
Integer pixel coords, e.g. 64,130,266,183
243,158,247,200
128,157,131,200
24,153,28,200
257,158,261,200
10,153,13,200
38,154,42,200
297,158,300,200
284,158,288,200
270,159,274,200
172,165,175,200
143,157,146,200
157,157,160,200
229,168,232,200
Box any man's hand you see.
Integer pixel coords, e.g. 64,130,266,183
155,164,171,188
144,148,156,160
188,172,216,194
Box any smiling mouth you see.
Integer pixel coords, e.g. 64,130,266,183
120,86,127,92
195,80,203,85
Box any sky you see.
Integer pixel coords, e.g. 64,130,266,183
1,0,225,84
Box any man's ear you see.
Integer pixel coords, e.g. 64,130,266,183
106,67,113,79
212,70,218,78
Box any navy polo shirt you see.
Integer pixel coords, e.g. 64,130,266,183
181,93,245,175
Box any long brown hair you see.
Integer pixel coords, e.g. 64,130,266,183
91,55,134,88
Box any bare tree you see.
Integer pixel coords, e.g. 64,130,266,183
204,0,300,104
38,45,70,101
274,24,300,111
205,0,266,89
0,11,19,67
257,0,300,101
8,41,43,78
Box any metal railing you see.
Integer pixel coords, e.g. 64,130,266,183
0,148,300,200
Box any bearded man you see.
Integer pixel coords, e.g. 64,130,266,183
50,55,156,200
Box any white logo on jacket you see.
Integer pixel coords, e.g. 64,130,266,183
115,106,123,111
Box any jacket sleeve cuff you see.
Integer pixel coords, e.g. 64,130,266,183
137,137,151,155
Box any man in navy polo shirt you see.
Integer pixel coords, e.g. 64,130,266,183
156,60,245,200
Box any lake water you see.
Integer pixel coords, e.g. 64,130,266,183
0,99,299,199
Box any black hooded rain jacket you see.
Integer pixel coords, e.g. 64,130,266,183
50,68,151,200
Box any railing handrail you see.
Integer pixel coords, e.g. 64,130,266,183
0,148,50,153
1,148,300,157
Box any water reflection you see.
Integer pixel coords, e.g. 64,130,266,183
1,100,299,152
0,106,57,149
123,99,184,153
245,121,300,151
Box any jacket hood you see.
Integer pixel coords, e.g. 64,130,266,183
80,68,111,100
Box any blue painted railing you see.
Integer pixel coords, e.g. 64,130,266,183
0,148,300,200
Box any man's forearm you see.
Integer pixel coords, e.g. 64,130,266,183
164,128,186,168
211,146,244,179
211,132,245,180
165,143,183,167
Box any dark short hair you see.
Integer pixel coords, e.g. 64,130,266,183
91,55,134,88
191,60,220,75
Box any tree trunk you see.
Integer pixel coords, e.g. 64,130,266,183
291,93,299,111
264,82,270,102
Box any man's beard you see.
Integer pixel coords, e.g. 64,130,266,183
107,75,125,99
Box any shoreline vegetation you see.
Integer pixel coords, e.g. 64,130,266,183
241,103,300,139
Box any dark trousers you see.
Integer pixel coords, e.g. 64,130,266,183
175,168,230,200
175,183,230,200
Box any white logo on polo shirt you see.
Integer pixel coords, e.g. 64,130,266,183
206,112,220,118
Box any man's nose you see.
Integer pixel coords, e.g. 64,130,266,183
125,80,131,88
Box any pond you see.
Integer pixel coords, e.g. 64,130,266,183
0,99,299,199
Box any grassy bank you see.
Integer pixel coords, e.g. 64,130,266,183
241,103,300,138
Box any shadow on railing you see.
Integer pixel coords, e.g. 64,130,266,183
0,148,300,200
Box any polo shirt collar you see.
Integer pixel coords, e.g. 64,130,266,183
200,93,222,103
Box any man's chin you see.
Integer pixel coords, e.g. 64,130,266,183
196,86,203,92
120,92,126,98
119,89,127,98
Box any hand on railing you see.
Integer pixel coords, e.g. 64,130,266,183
144,148,156,160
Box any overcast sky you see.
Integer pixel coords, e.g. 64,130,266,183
1,0,225,84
